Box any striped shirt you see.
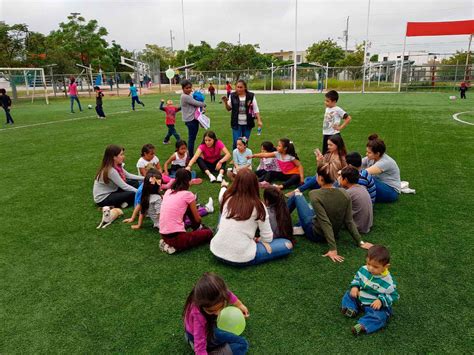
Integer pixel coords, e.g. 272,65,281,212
350,266,399,307
358,169,376,204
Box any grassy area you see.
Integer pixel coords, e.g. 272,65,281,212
1,92,473,353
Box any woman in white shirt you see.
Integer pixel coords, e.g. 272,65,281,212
222,79,262,150
210,169,293,266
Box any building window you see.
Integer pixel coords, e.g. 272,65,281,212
296,55,301,62
383,56,388,61
404,55,409,61
289,55,293,60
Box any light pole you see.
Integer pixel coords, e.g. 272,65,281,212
293,0,298,91
170,30,175,51
361,0,371,94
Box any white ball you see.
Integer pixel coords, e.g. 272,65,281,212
449,96,456,100
88,104,93,109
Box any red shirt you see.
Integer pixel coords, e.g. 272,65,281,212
163,105,180,125
226,84,232,93
208,85,215,93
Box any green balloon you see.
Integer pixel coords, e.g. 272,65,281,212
217,306,246,335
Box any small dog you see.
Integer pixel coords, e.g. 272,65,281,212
97,206,124,229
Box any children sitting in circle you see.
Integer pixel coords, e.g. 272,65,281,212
227,136,253,181
163,140,202,184
255,141,280,182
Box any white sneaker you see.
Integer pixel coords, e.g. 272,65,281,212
205,197,214,213
159,239,176,254
209,174,217,183
120,202,129,209
216,174,223,183
293,226,305,235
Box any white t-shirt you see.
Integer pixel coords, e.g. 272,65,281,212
210,200,273,263
136,156,159,174
227,96,259,126
323,106,347,135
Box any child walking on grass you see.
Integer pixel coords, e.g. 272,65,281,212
341,245,399,336
227,137,253,181
184,272,249,355
94,86,106,119
160,99,181,144
128,82,145,110
0,88,14,125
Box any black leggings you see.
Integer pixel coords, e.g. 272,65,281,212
256,169,272,182
197,157,226,174
97,189,135,207
265,171,301,189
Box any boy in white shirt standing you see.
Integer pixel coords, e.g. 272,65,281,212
322,90,352,154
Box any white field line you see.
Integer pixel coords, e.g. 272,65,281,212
452,111,474,126
0,110,132,132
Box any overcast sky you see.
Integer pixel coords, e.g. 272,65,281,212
1,0,473,56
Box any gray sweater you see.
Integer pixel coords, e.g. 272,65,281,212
180,93,206,122
93,167,144,203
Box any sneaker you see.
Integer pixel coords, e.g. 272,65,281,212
209,174,217,183
190,178,203,185
351,324,366,336
293,226,305,236
159,239,176,254
205,197,214,213
163,141,170,145
259,181,270,189
216,174,223,183
120,202,129,209
342,308,357,318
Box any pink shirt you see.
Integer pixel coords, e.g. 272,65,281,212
199,140,225,163
184,291,238,355
159,190,195,234
275,152,299,175
68,83,78,96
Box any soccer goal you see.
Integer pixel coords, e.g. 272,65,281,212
0,67,49,104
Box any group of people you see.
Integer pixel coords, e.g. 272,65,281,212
92,83,404,353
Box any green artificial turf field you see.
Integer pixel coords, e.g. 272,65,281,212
1,92,473,353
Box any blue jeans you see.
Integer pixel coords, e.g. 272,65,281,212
3,107,14,124
287,195,324,242
70,95,82,112
185,119,200,155
168,166,196,179
216,238,293,267
374,180,399,203
232,125,252,150
341,291,392,334
131,96,144,110
164,124,180,142
186,328,248,355
298,176,320,193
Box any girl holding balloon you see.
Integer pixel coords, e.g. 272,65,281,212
183,273,249,355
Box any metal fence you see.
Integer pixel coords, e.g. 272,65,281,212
1,63,472,101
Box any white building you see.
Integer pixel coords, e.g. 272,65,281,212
266,50,307,63
375,51,451,65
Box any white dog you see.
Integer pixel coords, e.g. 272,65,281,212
97,206,124,229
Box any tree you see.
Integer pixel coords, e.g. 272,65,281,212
336,42,365,79
49,14,109,68
439,51,471,81
0,23,30,66
306,39,345,66
139,44,175,69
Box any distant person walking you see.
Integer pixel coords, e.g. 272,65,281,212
68,77,82,113
460,81,468,99
128,82,145,111
208,83,216,102
0,88,14,125
226,81,232,98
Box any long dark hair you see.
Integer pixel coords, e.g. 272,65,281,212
279,138,299,160
96,145,123,184
236,79,248,93
261,141,276,152
140,169,162,215
171,168,191,193
201,130,218,147
328,134,347,159
183,273,231,342
221,169,266,221
263,187,294,242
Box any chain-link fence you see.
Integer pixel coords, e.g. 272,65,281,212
2,63,472,100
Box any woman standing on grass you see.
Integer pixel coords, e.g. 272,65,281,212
210,169,293,267
68,77,82,113
222,80,262,149
361,134,400,203
93,145,144,208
